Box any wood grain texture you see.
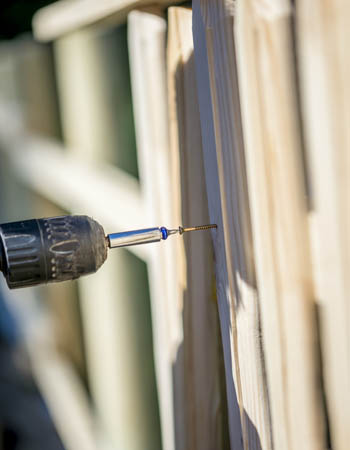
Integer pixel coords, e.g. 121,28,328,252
296,2,350,449
235,1,326,449
33,0,181,42
192,1,272,449
167,7,230,450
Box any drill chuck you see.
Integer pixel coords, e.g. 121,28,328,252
0,214,216,290
0,216,107,289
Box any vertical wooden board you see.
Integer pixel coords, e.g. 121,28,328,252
296,2,350,449
192,4,243,449
235,3,287,448
54,21,161,450
235,1,326,449
127,10,181,450
192,1,272,449
167,7,230,450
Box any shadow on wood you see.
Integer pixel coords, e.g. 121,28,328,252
192,2,272,448
169,39,263,449
167,11,231,446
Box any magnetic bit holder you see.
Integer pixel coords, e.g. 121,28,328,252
0,216,216,290
107,224,217,249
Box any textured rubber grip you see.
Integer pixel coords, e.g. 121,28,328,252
0,215,107,289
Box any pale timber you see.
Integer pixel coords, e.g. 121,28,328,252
235,1,326,449
53,25,161,450
167,7,229,450
296,2,350,449
127,9,180,450
33,0,181,42
192,1,272,449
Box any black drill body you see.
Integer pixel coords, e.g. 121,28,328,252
0,215,216,290
0,215,107,289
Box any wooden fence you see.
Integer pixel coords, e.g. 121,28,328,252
0,1,348,449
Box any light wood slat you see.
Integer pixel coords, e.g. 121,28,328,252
0,103,147,261
192,1,272,449
52,19,162,450
167,7,230,450
296,2,350,449
33,0,181,42
235,1,326,449
127,10,180,450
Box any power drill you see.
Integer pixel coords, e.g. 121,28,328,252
0,215,216,289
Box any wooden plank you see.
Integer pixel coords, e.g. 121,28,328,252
192,2,272,449
33,0,181,42
296,2,350,449
167,7,230,450
127,9,180,450
50,22,162,449
192,4,242,449
235,1,326,449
